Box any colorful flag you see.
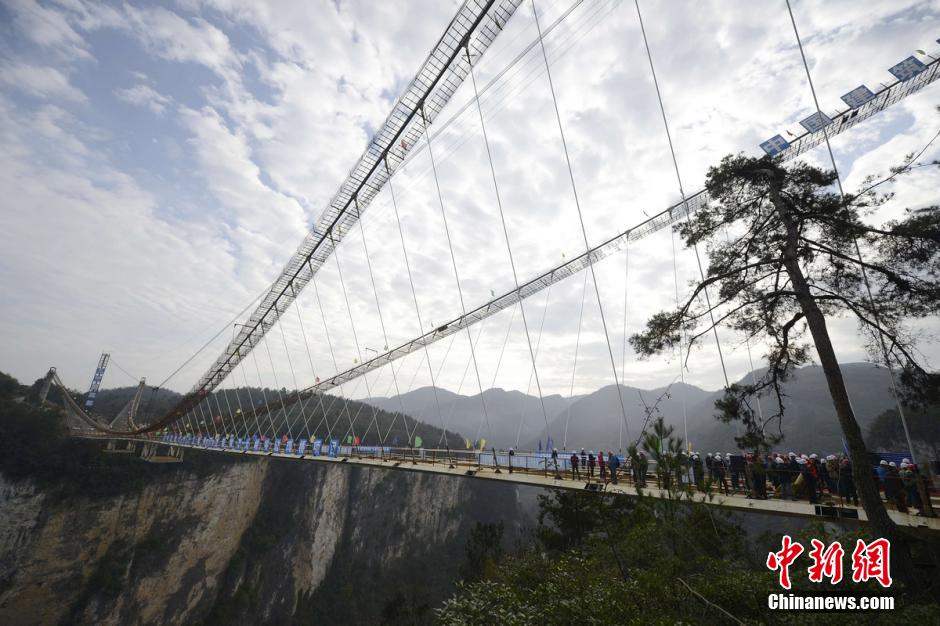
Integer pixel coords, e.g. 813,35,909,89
353,435,361,446
414,435,423,448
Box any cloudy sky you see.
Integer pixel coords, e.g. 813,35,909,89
1,0,938,408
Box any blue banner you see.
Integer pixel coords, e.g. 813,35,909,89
328,438,340,458
313,438,323,456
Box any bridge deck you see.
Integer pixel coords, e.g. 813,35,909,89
81,436,940,532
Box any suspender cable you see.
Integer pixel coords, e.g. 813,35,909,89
634,0,730,393
332,241,386,445
784,0,916,463
515,283,553,448
421,106,494,444
312,274,357,443
466,44,553,446
291,281,331,438
276,308,309,437
221,386,239,438
212,392,227,437
354,197,413,444
261,328,293,440
437,319,492,445
670,224,690,447
563,267,590,449
237,349,264,437
386,159,447,437
620,247,629,451
532,0,631,441
249,337,278,437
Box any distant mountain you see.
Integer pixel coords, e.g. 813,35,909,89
367,363,901,455
686,362,898,455
366,386,574,448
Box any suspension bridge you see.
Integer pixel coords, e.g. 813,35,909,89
38,0,940,531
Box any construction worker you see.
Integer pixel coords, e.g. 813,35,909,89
570,451,580,479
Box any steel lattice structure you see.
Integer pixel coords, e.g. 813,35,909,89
47,16,940,437
288,53,940,397
194,0,523,396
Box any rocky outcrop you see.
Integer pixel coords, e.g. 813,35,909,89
0,450,528,625
0,459,267,626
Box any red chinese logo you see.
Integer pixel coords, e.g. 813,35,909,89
766,536,892,589
766,534,804,590
807,539,844,584
851,538,892,588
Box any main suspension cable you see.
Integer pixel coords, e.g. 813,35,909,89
634,0,730,394
532,0,631,442
465,44,553,446
421,106,494,444
332,241,386,445
385,159,447,437
563,267,590,450
515,283,553,448
312,275,356,442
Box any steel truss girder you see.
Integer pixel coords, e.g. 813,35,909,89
297,53,940,396
176,49,940,429
193,0,524,396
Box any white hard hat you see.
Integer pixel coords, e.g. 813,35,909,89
889,461,897,467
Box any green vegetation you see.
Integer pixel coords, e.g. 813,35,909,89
629,149,940,591
437,490,940,624
0,371,242,498
438,417,939,624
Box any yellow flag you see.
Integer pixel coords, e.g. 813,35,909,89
479,438,486,451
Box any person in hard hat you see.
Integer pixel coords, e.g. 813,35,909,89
876,459,889,492
834,457,855,506
587,451,596,480
691,453,704,491
570,451,580,480
598,448,607,483
636,451,648,488
713,453,729,495
885,461,907,512
551,447,560,478
899,461,917,509
608,450,620,485
508,447,515,474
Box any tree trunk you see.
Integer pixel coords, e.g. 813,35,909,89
771,187,918,590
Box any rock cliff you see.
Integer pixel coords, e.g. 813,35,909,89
0,448,525,625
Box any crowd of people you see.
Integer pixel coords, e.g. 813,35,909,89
528,446,934,516
162,433,933,516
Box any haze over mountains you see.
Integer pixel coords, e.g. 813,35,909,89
368,363,901,454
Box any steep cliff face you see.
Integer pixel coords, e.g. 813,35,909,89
0,450,527,625
0,459,267,625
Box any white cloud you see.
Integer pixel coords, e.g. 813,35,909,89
0,62,86,102
114,84,173,114
0,0,938,409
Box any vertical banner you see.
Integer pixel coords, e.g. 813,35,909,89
313,438,323,456
329,438,340,458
